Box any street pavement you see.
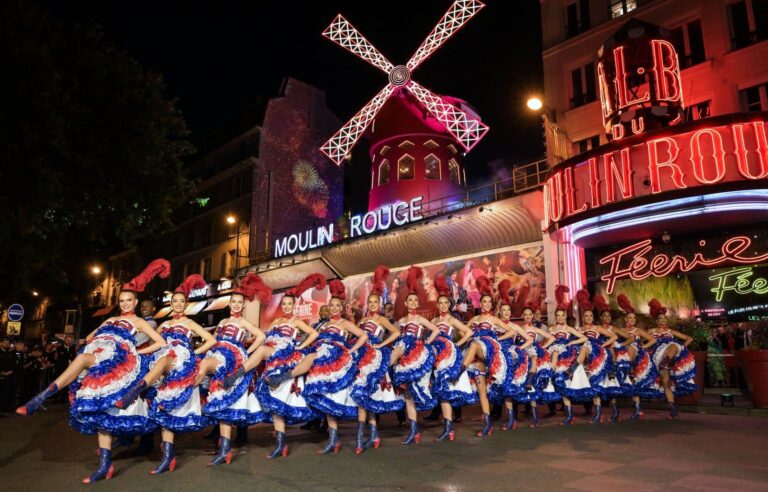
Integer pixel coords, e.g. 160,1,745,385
1,403,767,491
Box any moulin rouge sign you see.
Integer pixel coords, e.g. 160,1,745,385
544,24,768,231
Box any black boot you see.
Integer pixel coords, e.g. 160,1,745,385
83,448,114,483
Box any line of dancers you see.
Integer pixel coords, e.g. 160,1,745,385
15,260,697,483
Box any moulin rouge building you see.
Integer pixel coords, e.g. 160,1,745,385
540,0,768,320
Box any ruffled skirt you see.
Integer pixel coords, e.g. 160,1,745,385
430,335,464,402
351,343,402,413
304,334,358,419
550,340,596,401
647,340,697,397
256,334,315,423
392,336,436,410
469,331,508,403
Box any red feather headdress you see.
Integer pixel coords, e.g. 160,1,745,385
285,273,326,298
122,259,170,293
554,284,570,310
329,279,346,301
234,273,272,303
497,279,512,306
174,274,206,298
648,298,667,318
617,293,635,314
434,276,451,298
406,266,423,295
370,265,389,297
575,288,593,311
593,294,611,314
525,300,539,312
475,274,493,298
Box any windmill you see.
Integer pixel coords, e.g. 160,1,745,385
320,1,489,211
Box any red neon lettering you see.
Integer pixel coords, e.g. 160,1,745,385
690,128,726,185
597,61,613,122
604,147,634,203
545,173,564,223
733,122,768,180
588,157,601,208
631,117,645,135
614,46,650,109
612,124,626,140
599,236,768,294
564,166,587,216
650,39,683,104
647,136,686,193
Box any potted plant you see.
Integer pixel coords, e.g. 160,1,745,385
676,319,709,405
737,320,768,409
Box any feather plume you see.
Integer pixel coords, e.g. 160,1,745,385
616,293,635,314
174,274,206,298
122,259,171,293
286,273,326,298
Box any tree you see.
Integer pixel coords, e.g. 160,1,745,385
0,1,195,302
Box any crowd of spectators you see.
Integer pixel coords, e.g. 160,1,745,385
0,333,79,417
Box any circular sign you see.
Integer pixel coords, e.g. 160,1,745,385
8,304,24,322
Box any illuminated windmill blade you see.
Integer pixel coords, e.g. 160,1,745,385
320,84,396,165
322,14,394,74
406,0,485,72
406,81,489,151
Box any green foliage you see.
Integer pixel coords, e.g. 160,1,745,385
749,320,768,350
676,319,710,351
0,1,195,301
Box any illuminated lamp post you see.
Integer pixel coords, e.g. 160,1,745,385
526,96,571,167
226,215,249,272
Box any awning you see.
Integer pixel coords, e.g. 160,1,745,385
185,300,208,316
91,305,114,318
154,306,172,319
204,295,231,312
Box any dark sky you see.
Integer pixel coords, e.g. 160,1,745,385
42,0,544,182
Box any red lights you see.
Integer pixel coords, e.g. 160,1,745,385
599,236,768,294
544,116,768,230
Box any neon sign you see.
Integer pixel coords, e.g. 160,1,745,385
274,196,424,257
709,266,768,302
599,235,768,294
544,116,768,230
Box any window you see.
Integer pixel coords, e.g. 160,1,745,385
201,257,212,280
424,154,441,180
670,20,705,68
423,139,439,149
566,0,590,38
574,135,600,154
227,250,236,275
378,159,390,186
610,0,637,18
398,155,415,180
379,145,391,156
219,252,227,278
685,100,711,121
570,63,596,108
740,83,768,111
398,140,414,150
447,144,458,155
728,0,768,50
448,159,461,185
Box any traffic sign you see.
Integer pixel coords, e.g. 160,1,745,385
8,304,24,321
7,321,21,336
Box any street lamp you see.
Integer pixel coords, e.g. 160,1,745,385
226,215,236,225
32,290,39,297
91,266,101,275
526,97,543,111
525,96,570,166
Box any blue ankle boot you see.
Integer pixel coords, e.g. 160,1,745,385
530,406,539,428
354,422,366,454
150,441,176,474
436,418,454,442
83,448,114,483
266,431,288,459
502,408,517,431
669,402,678,419
16,383,58,416
590,405,602,424
318,427,341,454
364,423,380,449
208,437,232,466
609,401,620,422
115,380,146,409
266,371,294,388
630,401,643,420
401,419,421,445
561,405,574,426
476,413,493,437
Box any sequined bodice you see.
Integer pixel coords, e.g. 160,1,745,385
361,320,384,339
321,322,347,338
401,321,423,338
435,317,453,337
112,317,138,336
216,322,246,343
161,319,193,341
270,323,298,340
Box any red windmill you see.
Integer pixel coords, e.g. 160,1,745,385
320,1,489,211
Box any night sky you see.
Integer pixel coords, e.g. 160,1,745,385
42,0,544,183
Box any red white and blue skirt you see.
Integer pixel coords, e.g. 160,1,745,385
498,340,530,402
603,342,632,398
523,343,558,402
303,332,359,420
351,336,403,413
628,343,658,398
469,329,508,403
392,334,436,411
430,335,476,406
550,339,595,401
256,331,315,423
149,333,211,432
646,338,697,397
203,337,270,425
583,338,613,397
69,324,156,436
